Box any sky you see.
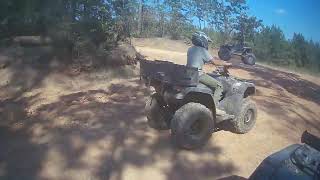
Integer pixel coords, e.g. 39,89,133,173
247,0,320,42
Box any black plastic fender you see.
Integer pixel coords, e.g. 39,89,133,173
177,85,216,116
217,78,256,116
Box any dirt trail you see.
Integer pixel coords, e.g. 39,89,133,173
134,38,320,175
0,39,320,180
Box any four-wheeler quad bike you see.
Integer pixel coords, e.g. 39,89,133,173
249,131,320,180
218,43,256,65
140,60,257,149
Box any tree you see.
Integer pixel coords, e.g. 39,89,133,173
156,1,167,37
164,0,189,39
254,25,291,64
233,14,262,43
2,0,319,72
137,0,143,36
188,0,212,30
215,0,248,43
291,33,308,67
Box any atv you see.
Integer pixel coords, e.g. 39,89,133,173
250,131,320,180
218,43,256,65
140,60,257,149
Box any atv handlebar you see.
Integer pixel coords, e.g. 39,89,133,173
301,131,320,151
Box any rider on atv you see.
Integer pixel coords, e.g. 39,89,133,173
141,32,257,149
187,31,232,107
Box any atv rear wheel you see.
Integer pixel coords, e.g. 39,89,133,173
145,94,172,130
230,99,257,134
242,53,256,65
171,103,214,149
218,46,232,61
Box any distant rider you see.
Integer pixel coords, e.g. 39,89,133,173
187,31,231,105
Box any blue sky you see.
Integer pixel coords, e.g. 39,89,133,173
247,0,320,42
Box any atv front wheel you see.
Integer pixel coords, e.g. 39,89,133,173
230,99,257,134
171,103,214,149
242,53,256,65
145,94,172,130
218,46,232,61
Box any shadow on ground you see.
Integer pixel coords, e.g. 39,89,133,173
230,64,320,140
0,74,236,180
239,64,320,105
4,47,320,179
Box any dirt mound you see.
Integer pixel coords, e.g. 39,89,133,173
132,38,190,53
104,42,139,66
67,42,140,76
0,41,140,76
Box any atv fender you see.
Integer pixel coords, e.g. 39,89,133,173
219,82,256,116
244,85,255,98
179,86,216,116
230,81,255,97
179,86,213,99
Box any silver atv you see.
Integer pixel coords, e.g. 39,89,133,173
141,60,257,149
218,44,256,65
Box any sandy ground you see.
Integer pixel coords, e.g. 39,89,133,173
0,38,320,180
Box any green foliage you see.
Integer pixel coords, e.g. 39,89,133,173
291,33,308,67
0,0,319,72
0,0,256,43
233,14,262,43
206,30,225,47
254,25,320,72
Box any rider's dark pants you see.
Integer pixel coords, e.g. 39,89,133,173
199,73,223,105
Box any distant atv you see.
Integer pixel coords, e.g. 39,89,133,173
140,60,257,149
218,44,256,65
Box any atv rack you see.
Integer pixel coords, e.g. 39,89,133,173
140,60,199,87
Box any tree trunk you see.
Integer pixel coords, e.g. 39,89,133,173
223,14,229,43
71,0,76,22
198,17,202,30
138,0,143,36
203,21,206,30
159,13,164,37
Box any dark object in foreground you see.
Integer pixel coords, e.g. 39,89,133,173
249,131,320,180
218,44,256,65
140,60,257,149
